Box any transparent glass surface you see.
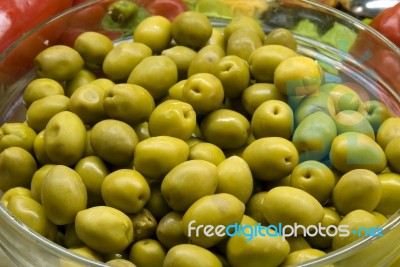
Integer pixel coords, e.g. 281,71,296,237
0,0,399,266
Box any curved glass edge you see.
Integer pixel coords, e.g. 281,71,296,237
0,203,108,267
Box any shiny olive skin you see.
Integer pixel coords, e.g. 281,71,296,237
226,29,263,62
74,156,109,207
292,111,337,162
75,206,134,254
330,132,387,173
0,187,32,207
64,223,85,248
280,248,326,267
263,186,325,230
377,117,400,150
90,119,139,166
148,100,196,140
34,45,84,81
164,244,222,267
187,45,225,77
44,111,86,166
162,46,197,80
134,136,189,180
215,55,250,98
130,209,157,242
107,259,137,267
0,123,37,153
375,172,400,216
245,191,269,226
26,94,70,132
128,55,178,100
171,11,212,49
134,16,171,53
319,83,363,113
129,239,166,267
290,160,336,204
385,136,400,172
264,28,297,51
145,183,172,220
73,31,114,71
103,83,155,126
64,69,97,97
101,169,150,214
0,146,37,192
241,83,287,115
33,131,53,165
242,137,299,181
274,56,324,97
182,193,245,248
23,78,64,108
103,42,152,82
69,83,108,126
90,78,116,91
69,246,104,262
294,90,335,125
251,99,294,140
182,73,225,115
156,211,188,249
286,237,312,253
249,45,297,83
6,194,57,240
224,15,265,43
188,142,226,166
216,156,253,204
41,165,87,225
201,109,250,150
334,110,375,140
168,79,186,101
30,164,55,203
161,160,218,211
361,100,392,131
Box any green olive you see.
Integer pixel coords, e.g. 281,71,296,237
187,45,225,77
33,131,53,165
201,109,250,150
90,119,139,166
182,73,225,115
290,160,336,204
129,239,166,267
30,164,55,204
263,186,325,230
90,78,116,91
241,83,287,115
133,122,150,141
69,246,104,262
156,211,188,249
280,248,326,267
171,11,212,49
26,95,70,132
251,99,294,140
224,15,265,43
44,111,87,166
34,45,84,81
130,209,157,242
226,29,263,62
215,55,250,98
162,46,197,81
41,165,87,225
134,135,189,180
107,259,137,267
73,31,114,71
216,156,253,204
286,237,312,253
334,110,375,139
168,80,186,101
145,182,172,220
274,56,323,97
205,28,225,49
103,42,152,82
374,172,400,216
249,45,297,83
148,100,196,140
377,117,400,150
161,160,218,211
319,83,363,113
242,137,299,181
23,78,64,108
361,100,392,131
64,223,85,248
69,83,108,126
330,132,387,173
103,83,155,127
163,244,222,267
0,123,37,153
0,187,32,207
182,193,245,248
134,16,171,53
264,28,297,51
64,69,97,97
101,169,150,214
0,146,37,192
75,206,134,254
128,55,178,100
188,142,226,165
245,191,269,226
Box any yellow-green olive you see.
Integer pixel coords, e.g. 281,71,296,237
134,15,171,53
23,78,64,108
0,123,37,153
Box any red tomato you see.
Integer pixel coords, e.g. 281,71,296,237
146,0,188,21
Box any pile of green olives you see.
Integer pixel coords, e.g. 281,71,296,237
1,10,400,267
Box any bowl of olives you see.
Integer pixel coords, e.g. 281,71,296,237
0,0,399,266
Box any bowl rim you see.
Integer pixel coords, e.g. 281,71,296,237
0,0,399,266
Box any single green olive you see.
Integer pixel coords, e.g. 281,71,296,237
130,209,157,242
145,182,172,220
64,69,97,97
164,244,222,267
264,28,297,51
0,123,37,153
33,131,53,165
241,83,287,115
30,164,55,204
188,142,226,166
162,46,196,81
187,45,225,77
156,211,188,249
23,78,64,108
0,187,32,207
129,239,166,267
375,172,400,216
134,15,171,53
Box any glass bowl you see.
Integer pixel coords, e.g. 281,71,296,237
0,0,399,266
